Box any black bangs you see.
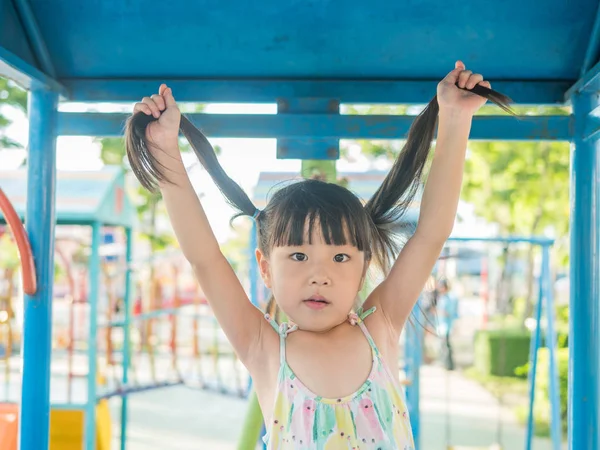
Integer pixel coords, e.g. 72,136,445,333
266,180,373,256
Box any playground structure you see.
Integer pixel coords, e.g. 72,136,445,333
439,237,562,450
2,1,600,449
0,168,250,449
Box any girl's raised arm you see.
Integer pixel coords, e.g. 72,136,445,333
127,85,269,367
366,62,513,334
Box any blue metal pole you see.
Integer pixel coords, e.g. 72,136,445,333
18,88,58,450
569,92,600,450
85,222,101,450
542,245,562,449
249,221,259,307
248,222,259,396
405,301,422,450
525,261,544,450
120,227,133,450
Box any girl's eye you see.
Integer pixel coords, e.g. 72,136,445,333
291,253,307,262
334,254,350,263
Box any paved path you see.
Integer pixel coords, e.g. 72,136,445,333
110,364,565,449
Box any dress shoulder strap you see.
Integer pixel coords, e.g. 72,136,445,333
350,306,380,357
264,314,297,365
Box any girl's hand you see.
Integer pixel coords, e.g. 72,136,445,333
437,61,490,115
133,83,181,152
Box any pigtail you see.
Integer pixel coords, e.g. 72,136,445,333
365,84,515,273
125,113,258,219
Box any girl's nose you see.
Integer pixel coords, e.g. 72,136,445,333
310,273,331,286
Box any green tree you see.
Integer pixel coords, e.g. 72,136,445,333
0,78,27,152
462,106,570,319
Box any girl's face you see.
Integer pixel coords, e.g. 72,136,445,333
257,225,368,332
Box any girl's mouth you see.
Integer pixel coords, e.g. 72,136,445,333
303,295,330,310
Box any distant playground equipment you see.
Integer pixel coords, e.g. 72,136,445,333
433,237,562,450
0,167,249,450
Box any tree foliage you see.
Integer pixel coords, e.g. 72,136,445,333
0,78,27,149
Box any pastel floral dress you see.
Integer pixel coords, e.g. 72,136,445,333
262,307,415,450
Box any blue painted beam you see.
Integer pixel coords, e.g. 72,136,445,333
12,0,56,77
58,112,573,141
277,98,339,159
85,222,101,450
18,88,58,450
580,3,600,77
583,115,600,142
447,236,555,245
0,46,66,95
525,271,544,450
566,58,600,100
541,244,562,450
569,92,600,450
120,227,133,450
61,79,570,105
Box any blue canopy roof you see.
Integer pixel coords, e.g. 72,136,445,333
2,0,597,105
0,165,136,227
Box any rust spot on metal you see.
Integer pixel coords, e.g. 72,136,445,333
277,99,288,113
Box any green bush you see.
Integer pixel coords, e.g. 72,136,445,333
474,328,531,377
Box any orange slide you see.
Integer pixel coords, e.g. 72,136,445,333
0,187,36,296
0,404,18,449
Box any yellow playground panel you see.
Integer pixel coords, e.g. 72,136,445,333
0,401,111,450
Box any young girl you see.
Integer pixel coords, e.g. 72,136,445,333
125,61,512,449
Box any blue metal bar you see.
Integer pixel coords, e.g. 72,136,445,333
566,59,600,100
249,221,259,306
120,227,133,450
569,92,600,450
277,98,339,159
18,88,58,450
542,245,562,449
12,0,56,77
57,112,573,141
62,79,570,105
97,380,184,400
103,307,184,327
581,4,600,77
0,46,66,94
50,403,87,410
404,301,422,449
525,266,544,450
85,222,101,450
448,236,555,245
583,115,600,142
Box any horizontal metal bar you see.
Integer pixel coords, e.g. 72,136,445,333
0,46,66,95
50,403,87,410
448,236,554,245
61,79,570,105
58,112,573,141
97,380,184,400
98,306,210,328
